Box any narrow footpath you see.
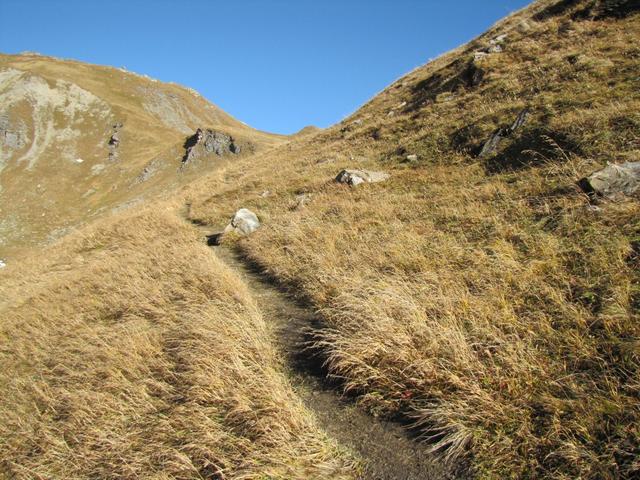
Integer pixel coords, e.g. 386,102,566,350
188,217,459,480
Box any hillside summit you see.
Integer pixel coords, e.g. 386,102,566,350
1,1,640,479
0,53,282,258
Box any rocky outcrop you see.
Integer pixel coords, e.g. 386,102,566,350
137,86,197,134
578,162,640,198
181,128,240,167
479,108,529,157
108,122,122,161
0,113,29,172
475,33,508,58
135,158,161,184
335,169,390,187
0,114,28,152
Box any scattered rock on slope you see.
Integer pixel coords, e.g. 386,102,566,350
475,33,508,57
578,161,640,198
479,108,529,157
108,122,122,161
226,208,260,235
182,128,240,167
135,158,161,183
335,169,390,187
292,193,312,210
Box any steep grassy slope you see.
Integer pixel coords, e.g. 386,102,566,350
184,1,640,478
0,53,283,259
0,201,355,479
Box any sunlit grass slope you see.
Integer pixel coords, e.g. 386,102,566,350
185,1,640,477
0,206,355,479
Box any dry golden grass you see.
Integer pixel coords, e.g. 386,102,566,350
2,1,639,478
0,207,355,479
184,2,640,478
0,52,284,258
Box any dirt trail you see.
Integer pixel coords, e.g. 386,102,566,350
190,220,459,480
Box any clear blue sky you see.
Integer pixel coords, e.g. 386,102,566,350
0,0,531,134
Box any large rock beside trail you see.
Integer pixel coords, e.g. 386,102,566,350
226,208,260,235
578,162,640,198
335,169,390,187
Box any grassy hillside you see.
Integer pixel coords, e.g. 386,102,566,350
1,0,639,478
0,53,283,259
184,1,640,478
0,200,355,479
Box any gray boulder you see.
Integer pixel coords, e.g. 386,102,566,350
490,34,508,45
578,162,640,198
335,169,390,187
0,259,6,269
182,128,240,167
226,208,260,235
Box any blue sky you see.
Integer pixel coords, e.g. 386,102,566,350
0,0,531,134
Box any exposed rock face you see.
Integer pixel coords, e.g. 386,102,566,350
108,122,122,161
578,162,640,198
0,113,29,173
182,128,240,167
0,68,111,170
227,208,260,235
479,108,529,157
0,114,27,150
335,169,390,187
135,158,161,183
137,86,199,134
476,34,507,57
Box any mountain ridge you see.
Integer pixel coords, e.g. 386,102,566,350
0,51,284,259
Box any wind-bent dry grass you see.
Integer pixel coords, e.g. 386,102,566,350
0,208,355,479
185,2,640,478
1,1,638,479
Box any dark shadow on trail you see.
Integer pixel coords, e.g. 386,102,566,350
205,233,224,246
